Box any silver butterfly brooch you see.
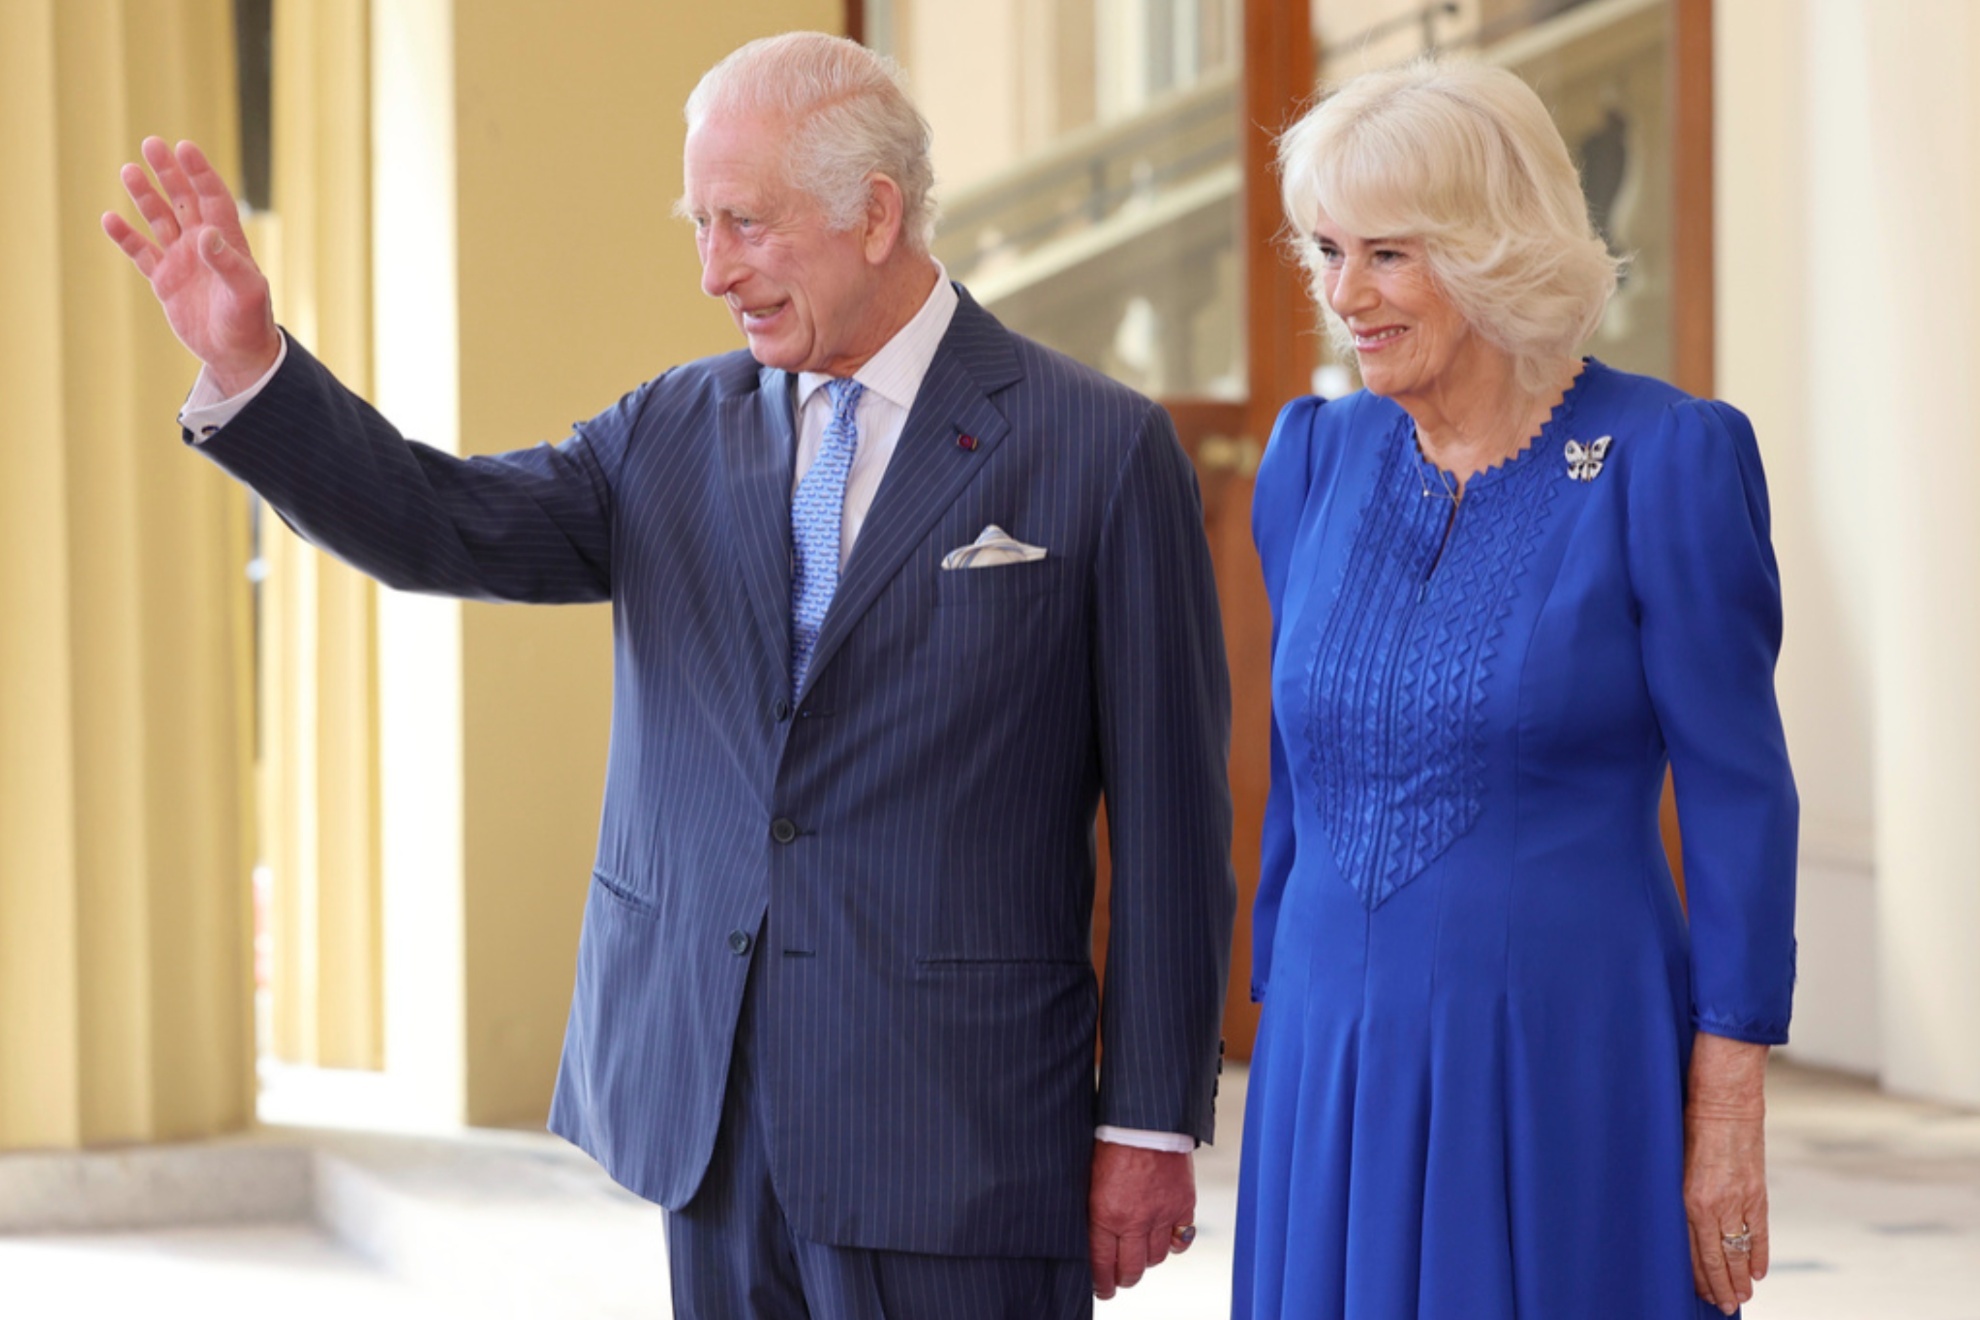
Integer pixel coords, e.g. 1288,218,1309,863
1564,435,1612,482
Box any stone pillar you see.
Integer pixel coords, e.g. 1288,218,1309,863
261,0,386,1073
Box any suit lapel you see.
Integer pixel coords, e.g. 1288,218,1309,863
723,368,798,675
801,293,1024,698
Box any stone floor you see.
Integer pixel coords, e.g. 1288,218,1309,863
0,1060,1975,1319
1742,1063,1980,1319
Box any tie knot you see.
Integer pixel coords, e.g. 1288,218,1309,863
825,377,864,423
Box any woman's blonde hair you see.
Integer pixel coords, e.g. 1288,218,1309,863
1277,56,1619,392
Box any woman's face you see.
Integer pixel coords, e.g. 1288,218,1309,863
1312,213,1478,406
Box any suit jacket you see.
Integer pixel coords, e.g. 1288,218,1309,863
197,288,1235,1260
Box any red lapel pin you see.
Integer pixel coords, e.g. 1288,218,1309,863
956,433,978,451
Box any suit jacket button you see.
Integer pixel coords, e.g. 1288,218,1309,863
773,698,792,722
770,818,799,845
728,930,752,956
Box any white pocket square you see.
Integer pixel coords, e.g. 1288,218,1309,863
940,525,1048,570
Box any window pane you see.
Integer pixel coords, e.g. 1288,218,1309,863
878,0,1247,398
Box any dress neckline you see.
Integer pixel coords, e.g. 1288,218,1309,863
1407,357,1599,497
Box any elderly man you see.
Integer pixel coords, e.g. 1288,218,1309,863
104,31,1233,1319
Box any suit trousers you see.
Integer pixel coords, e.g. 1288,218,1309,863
664,934,1094,1320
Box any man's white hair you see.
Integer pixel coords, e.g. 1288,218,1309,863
686,32,938,252
1278,56,1619,393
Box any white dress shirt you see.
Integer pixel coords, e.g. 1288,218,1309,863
179,262,1192,1155
793,264,955,569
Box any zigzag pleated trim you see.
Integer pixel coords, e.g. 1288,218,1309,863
1306,396,1574,911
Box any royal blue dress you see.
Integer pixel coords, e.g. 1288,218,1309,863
1233,362,1797,1320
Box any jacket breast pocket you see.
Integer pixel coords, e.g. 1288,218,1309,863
934,557,1069,607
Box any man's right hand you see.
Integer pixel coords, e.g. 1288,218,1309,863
101,137,280,397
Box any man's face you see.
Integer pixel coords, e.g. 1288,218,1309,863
682,111,887,376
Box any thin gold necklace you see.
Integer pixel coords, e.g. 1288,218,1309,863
1411,429,1461,505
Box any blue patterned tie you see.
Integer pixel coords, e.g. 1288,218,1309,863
790,378,864,694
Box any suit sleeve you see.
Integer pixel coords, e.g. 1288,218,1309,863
1090,401,1236,1145
1248,397,1321,1002
194,334,626,604
1626,398,1798,1044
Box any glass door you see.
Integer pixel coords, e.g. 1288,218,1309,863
874,0,1310,1059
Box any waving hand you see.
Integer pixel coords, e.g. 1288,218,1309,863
101,137,280,396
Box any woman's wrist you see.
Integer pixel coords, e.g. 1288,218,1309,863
1688,1033,1770,1120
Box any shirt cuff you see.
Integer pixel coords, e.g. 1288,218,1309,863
1095,1125,1195,1153
179,335,290,443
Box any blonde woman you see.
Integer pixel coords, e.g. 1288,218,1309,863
1237,58,1796,1319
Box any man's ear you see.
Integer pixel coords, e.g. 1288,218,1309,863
862,173,907,264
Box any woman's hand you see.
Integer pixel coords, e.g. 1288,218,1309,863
101,137,280,396
1684,1033,1771,1314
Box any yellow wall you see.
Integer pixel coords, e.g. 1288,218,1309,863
368,0,840,1127
0,0,254,1149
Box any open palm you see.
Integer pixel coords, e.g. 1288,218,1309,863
101,137,280,395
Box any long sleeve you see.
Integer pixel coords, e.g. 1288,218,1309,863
1625,398,1798,1044
1090,400,1236,1145
1248,396,1323,1002
181,334,290,438
194,334,626,604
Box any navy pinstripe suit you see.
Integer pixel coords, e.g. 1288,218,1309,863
196,288,1234,1262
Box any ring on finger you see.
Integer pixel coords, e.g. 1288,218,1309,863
1171,1223,1197,1248
1720,1223,1753,1255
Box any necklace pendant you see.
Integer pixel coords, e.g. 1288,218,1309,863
1564,435,1612,482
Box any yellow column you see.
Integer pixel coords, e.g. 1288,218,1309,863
0,0,254,1149
369,0,841,1126
0,0,84,1149
260,0,385,1071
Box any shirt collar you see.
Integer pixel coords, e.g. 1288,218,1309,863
797,261,958,415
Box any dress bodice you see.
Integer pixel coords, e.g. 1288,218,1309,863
1306,386,1585,910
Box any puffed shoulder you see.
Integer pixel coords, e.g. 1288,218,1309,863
1622,394,1765,477
1621,395,1779,620
1251,396,1324,599
1252,391,1405,603
1617,394,1766,483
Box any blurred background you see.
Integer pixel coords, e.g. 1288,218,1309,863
3,0,1976,1314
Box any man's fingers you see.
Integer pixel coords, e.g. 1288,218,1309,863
1113,1229,1150,1291
1088,1230,1119,1300
178,140,249,243
199,226,251,281
142,135,203,230
101,211,161,278
119,162,179,245
1090,1220,1188,1299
